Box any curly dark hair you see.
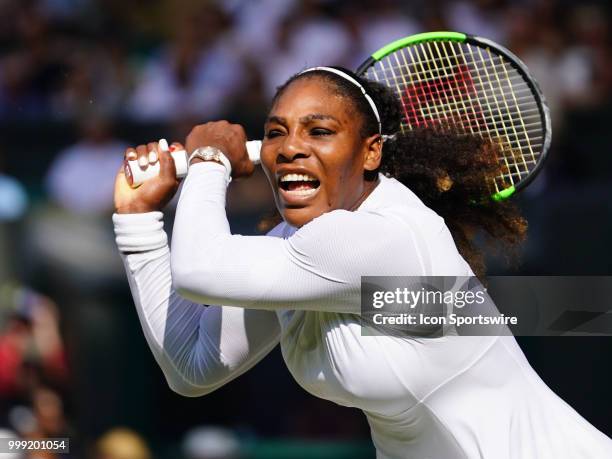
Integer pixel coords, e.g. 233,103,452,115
260,68,527,278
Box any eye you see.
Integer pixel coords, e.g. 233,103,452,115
311,127,333,136
265,129,284,139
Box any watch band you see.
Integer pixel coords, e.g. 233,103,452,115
189,146,232,181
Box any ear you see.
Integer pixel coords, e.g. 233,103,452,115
363,134,383,171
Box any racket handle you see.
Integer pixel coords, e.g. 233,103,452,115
125,139,262,188
246,140,262,164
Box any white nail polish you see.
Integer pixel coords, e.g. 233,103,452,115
138,156,148,167
149,151,158,163
159,139,169,152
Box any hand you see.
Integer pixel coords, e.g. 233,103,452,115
185,121,254,180
114,141,182,214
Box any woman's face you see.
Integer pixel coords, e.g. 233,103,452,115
261,77,381,228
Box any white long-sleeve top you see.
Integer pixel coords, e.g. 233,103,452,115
114,162,612,458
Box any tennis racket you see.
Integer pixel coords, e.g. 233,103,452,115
356,31,551,200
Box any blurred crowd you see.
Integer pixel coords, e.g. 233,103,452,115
1,0,611,457
1,0,610,124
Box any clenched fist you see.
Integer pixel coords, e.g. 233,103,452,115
186,121,255,180
114,141,182,214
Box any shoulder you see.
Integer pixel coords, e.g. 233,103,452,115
287,209,411,265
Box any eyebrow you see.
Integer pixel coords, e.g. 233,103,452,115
265,114,339,125
265,115,286,125
299,114,339,123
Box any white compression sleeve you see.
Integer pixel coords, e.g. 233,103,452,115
114,212,281,397
171,162,424,313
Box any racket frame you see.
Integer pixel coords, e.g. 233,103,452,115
356,31,552,201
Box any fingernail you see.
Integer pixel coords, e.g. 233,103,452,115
127,151,137,160
138,156,148,167
148,151,158,163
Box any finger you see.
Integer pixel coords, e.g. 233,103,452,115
158,138,169,152
169,142,185,152
146,142,159,165
158,144,177,181
125,148,137,161
114,163,129,191
136,145,149,170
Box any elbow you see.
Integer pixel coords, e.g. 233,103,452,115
171,266,215,305
171,264,195,298
165,374,218,398
171,262,228,306
171,249,195,294
171,254,216,301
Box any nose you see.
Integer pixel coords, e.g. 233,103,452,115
277,132,310,163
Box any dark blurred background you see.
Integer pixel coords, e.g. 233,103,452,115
0,0,610,458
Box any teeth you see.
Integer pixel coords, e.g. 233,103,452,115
285,187,318,196
280,173,317,182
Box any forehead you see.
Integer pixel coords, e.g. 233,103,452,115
270,76,356,122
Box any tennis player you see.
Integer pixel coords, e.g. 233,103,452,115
113,67,612,458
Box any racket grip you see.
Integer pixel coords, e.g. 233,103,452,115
246,140,262,164
125,139,262,188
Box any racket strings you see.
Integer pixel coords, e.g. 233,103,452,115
365,41,544,193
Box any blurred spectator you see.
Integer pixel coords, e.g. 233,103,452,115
257,1,354,96
51,40,133,119
0,1,69,118
182,426,241,459
25,386,73,455
517,23,594,128
32,116,126,287
223,0,298,57
567,5,612,106
356,0,420,61
45,116,125,214
0,283,68,400
127,3,246,121
444,0,509,44
94,428,152,459
0,149,29,281
0,174,28,223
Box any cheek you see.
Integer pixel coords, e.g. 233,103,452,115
320,156,362,206
260,148,277,187
261,164,275,189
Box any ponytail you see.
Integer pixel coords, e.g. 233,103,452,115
381,128,527,278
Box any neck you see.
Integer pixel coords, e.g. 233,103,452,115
348,176,380,211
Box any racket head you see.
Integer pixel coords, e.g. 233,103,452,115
356,31,552,200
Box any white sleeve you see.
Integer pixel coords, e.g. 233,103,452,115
113,212,280,397
171,162,423,314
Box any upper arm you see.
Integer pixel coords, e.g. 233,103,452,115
169,303,280,396
172,210,425,313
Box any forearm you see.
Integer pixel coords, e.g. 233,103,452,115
171,162,287,307
114,212,279,396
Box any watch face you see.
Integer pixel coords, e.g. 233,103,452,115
189,147,230,180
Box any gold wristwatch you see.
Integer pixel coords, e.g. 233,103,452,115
188,146,232,181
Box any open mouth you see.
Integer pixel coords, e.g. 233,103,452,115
278,173,321,197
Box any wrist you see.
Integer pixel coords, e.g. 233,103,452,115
189,146,232,181
115,203,158,214
189,157,223,167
